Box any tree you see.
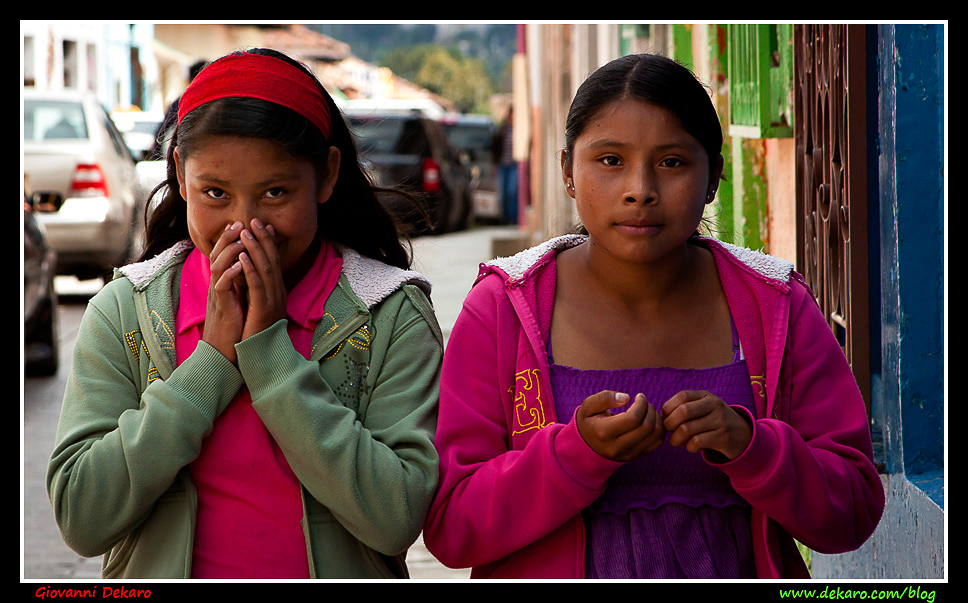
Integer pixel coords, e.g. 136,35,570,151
414,47,494,114
383,44,442,83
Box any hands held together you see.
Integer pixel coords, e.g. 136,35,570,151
202,219,287,364
576,389,753,463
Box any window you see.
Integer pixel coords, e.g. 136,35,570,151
727,24,794,139
23,100,89,142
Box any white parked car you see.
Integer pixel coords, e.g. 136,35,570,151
111,109,165,161
23,89,146,280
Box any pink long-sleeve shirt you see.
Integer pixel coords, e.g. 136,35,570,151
176,242,342,578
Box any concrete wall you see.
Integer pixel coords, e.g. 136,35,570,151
814,474,944,579
522,23,623,244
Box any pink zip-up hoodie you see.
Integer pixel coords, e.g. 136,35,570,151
423,235,884,579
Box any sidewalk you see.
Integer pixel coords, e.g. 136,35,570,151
409,224,525,345
405,225,526,579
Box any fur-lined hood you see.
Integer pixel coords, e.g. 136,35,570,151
481,234,794,288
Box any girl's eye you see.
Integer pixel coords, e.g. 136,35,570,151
660,158,685,168
600,155,622,167
265,187,286,199
204,187,227,200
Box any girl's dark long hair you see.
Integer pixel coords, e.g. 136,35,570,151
138,47,417,270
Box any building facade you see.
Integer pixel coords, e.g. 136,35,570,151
515,22,945,580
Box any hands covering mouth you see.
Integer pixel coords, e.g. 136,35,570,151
203,218,287,365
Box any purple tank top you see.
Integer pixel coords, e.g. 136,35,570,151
548,319,757,578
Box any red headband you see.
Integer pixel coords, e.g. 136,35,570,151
177,53,332,140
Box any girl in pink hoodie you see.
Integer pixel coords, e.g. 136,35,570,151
423,53,884,579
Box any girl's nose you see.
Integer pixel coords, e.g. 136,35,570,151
232,203,261,229
624,167,657,204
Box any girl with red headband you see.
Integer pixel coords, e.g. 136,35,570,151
47,48,442,579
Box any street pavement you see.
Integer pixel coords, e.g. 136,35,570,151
406,224,527,579
410,224,524,346
23,225,522,582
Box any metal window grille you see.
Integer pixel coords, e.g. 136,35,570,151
793,24,871,411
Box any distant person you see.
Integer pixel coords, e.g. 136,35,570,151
150,59,208,159
47,48,441,579
423,53,884,579
493,106,518,224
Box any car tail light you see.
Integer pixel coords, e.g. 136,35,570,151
422,157,441,193
69,163,109,197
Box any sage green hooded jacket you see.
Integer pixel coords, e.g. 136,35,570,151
47,240,442,579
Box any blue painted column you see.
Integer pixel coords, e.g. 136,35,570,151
875,23,944,492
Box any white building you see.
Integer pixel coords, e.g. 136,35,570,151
22,22,162,114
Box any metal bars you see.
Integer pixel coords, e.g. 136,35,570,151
793,24,871,410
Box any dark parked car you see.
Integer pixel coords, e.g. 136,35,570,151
347,110,472,234
441,113,499,223
23,201,59,376
23,89,145,280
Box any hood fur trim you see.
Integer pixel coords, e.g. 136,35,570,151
118,240,432,308
486,235,585,281
339,246,432,308
715,239,794,283
485,235,793,284
117,240,194,289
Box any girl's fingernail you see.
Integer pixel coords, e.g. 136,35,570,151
252,218,264,229
229,221,242,230
242,229,253,239
615,392,629,403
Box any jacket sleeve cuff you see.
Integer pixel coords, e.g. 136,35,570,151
235,320,303,398
704,404,786,490
702,403,757,467
166,340,244,420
